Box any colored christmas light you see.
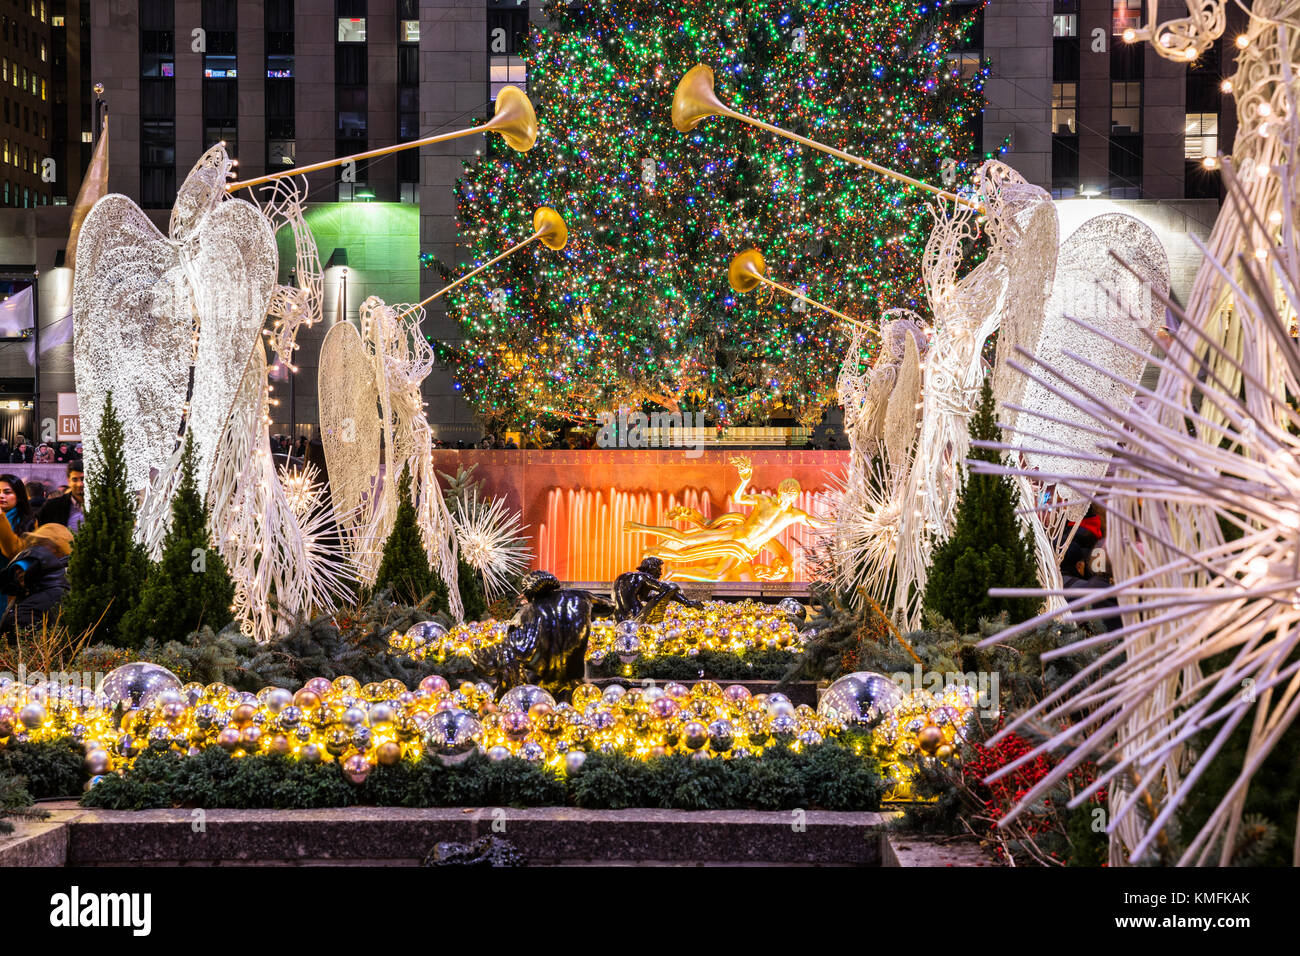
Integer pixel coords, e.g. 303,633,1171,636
432,0,988,432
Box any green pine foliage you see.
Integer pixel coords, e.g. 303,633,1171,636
0,738,85,800
457,556,488,622
0,773,46,835
922,379,1040,634
120,434,235,647
62,392,150,645
372,466,446,608
78,737,885,812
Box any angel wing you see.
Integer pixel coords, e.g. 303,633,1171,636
319,320,383,568
1015,214,1171,520
71,194,192,497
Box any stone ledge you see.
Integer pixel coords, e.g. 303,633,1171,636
62,806,892,867
2,804,998,867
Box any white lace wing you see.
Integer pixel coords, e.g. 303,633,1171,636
71,194,192,496
187,197,280,498
1016,213,1170,518
319,320,383,567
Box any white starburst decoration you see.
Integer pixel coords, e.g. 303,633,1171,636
449,491,532,602
974,144,1300,864
279,461,325,520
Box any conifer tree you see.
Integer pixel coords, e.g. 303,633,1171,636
922,378,1040,633
120,434,235,646
62,392,150,644
372,466,446,608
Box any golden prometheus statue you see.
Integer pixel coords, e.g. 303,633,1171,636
624,457,831,582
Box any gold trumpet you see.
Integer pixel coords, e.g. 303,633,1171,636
227,86,538,193
673,64,978,210
728,248,874,333
396,206,568,320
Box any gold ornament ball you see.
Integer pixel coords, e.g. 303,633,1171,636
293,689,321,710
376,741,402,766
917,724,944,756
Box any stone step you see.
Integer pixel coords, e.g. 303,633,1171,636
2,804,999,867
4,803,892,867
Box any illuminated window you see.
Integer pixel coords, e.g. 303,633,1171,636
401,20,418,42
1053,14,1077,38
268,138,295,166
337,17,365,42
1112,0,1141,36
51,15,62,26
1052,83,1077,134
40,78,45,100
81,130,91,143
1112,81,1141,133
945,51,981,79
490,56,526,102
1185,113,1218,160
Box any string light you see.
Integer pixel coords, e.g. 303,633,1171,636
431,0,988,429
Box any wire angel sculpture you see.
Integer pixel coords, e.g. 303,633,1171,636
319,296,464,619
72,144,358,640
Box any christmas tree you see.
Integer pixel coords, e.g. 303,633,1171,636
921,378,1040,633
119,434,235,646
62,392,151,645
436,0,987,431
372,466,447,608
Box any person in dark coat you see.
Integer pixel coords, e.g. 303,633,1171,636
37,460,84,533
0,522,72,638
1061,538,1121,633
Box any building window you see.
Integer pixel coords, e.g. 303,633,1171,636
1053,14,1077,38
1052,83,1077,134
204,55,237,79
1112,81,1141,133
337,17,365,42
1112,0,1141,36
267,0,295,170
401,19,419,43
51,15,62,27
945,52,982,80
490,57,527,103
1185,113,1218,160
337,88,367,138
140,0,176,207
268,138,295,166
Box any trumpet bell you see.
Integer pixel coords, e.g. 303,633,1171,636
486,86,538,152
672,64,730,133
728,248,767,294
534,206,569,250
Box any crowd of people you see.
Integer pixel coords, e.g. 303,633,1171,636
0,435,83,464
0,459,84,638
